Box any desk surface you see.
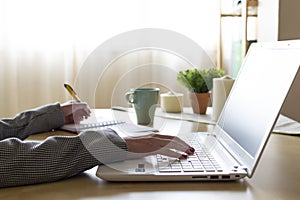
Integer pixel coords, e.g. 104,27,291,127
1,110,300,200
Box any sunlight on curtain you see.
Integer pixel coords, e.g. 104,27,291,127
0,0,219,117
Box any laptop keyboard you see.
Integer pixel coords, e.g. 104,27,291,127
157,146,223,173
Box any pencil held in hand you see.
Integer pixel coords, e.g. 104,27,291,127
64,83,81,102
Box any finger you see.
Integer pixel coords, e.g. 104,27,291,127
149,138,193,155
81,102,92,114
77,107,91,118
74,117,84,124
71,104,91,116
149,136,194,154
73,110,89,122
155,148,188,159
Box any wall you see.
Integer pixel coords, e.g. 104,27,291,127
258,0,300,42
257,0,279,42
278,0,300,40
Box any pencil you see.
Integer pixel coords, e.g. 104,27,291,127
64,83,81,102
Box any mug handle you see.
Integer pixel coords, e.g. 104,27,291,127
125,91,136,104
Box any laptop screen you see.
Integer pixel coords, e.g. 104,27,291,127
218,43,300,158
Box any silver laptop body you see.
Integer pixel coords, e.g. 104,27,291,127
96,40,300,181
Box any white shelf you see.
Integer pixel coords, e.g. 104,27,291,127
218,0,258,69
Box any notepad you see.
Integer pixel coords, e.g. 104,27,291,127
60,120,125,132
60,120,158,135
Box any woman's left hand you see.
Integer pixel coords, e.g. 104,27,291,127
124,133,195,160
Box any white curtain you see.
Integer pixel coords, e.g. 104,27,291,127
0,0,219,117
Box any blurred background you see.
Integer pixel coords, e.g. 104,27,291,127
1,0,299,117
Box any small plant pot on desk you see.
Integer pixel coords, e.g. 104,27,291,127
189,92,210,115
177,68,224,115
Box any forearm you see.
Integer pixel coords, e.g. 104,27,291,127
0,129,127,188
0,103,64,140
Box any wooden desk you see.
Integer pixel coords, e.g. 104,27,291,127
1,110,300,200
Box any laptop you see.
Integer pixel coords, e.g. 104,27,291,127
96,40,300,181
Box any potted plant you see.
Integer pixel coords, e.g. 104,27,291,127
177,68,225,114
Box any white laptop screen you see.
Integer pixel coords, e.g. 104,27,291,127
218,43,300,158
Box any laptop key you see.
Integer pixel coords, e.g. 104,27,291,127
159,168,173,172
182,165,193,170
183,168,204,172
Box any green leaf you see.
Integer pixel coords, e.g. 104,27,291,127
177,68,225,93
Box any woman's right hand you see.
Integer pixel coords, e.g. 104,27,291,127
60,101,91,124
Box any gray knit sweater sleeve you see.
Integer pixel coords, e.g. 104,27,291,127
0,103,64,140
0,103,128,188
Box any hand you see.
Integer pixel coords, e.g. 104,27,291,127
60,101,91,124
124,133,195,160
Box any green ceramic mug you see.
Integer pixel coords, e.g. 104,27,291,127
125,88,160,125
